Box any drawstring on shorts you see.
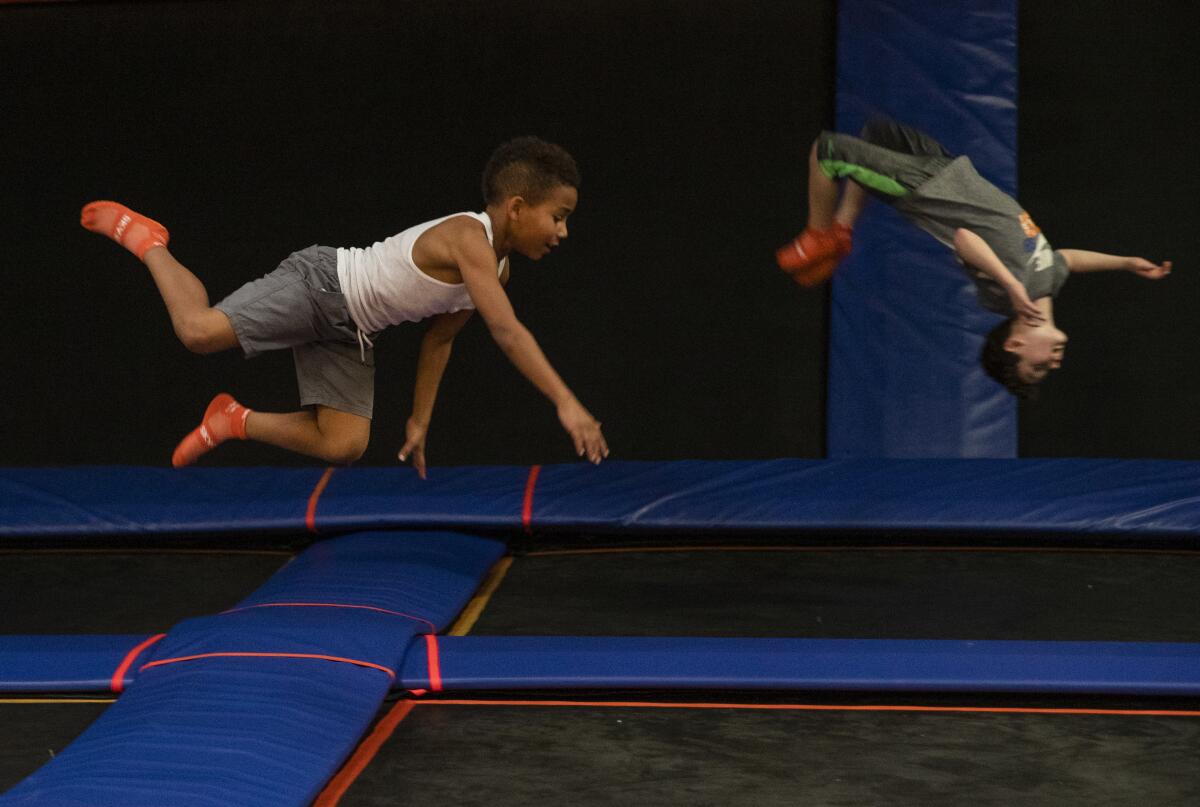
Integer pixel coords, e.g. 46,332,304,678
356,329,374,364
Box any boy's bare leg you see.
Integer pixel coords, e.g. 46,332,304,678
83,202,369,467
834,181,869,229
143,247,240,354
806,139,840,231
82,201,238,354
173,400,369,467
776,141,855,283
246,407,370,465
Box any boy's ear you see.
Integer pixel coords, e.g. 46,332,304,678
1003,334,1024,353
505,195,527,220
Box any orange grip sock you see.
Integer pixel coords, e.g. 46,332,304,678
779,223,854,286
775,226,840,273
790,257,839,288
80,200,170,261
171,393,251,468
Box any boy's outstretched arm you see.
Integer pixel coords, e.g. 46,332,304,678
953,228,1044,324
399,308,475,479
1058,249,1172,279
451,229,609,464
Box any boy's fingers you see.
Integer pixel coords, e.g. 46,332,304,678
589,429,606,463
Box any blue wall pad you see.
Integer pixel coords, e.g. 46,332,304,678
829,0,1018,457
402,636,1200,697
1,531,504,806
5,460,1200,540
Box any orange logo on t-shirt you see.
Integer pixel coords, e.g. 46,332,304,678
1019,212,1041,238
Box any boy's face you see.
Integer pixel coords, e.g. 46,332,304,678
510,185,577,260
1005,322,1068,384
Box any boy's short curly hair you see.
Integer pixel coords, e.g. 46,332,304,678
482,136,580,206
980,319,1039,401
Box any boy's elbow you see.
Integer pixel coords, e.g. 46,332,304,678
487,319,524,352
953,228,979,259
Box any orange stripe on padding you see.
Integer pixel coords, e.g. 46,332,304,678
416,698,1200,717
306,467,336,533
521,464,541,534
312,700,416,807
424,635,442,691
110,633,166,694
139,652,395,680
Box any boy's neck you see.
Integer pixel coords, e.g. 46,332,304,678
1011,297,1055,336
1036,296,1055,324
484,205,511,259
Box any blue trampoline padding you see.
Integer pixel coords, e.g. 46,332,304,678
0,465,329,537
139,529,506,686
314,463,532,531
1,531,505,806
0,658,390,807
401,636,1200,696
0,635,156,692
5,459,1200,539
232,528,505,618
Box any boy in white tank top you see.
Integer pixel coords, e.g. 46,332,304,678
80,137,608,475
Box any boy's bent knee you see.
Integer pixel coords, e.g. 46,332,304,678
177,310,237,354
323,436,368,465
178,325,224,354
313,406,370,464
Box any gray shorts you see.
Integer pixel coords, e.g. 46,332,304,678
215,245,375,420
817,118,955,201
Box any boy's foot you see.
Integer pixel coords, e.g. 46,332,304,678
790,257,839,288
171,393,251,468
777,223,853,286
80,200,170,261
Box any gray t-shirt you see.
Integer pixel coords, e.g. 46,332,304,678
891,156,1069,316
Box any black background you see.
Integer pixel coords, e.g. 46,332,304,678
1017,3,1199,457
0,0,833,467
0,1,1195,467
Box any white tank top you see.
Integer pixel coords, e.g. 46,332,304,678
336,211,508,334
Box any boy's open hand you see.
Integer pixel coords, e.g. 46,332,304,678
557,398,609,464
1129,258,1172,280
1006,284,1045,325
398,417,429,480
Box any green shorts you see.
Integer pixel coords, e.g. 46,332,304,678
817,118,954,201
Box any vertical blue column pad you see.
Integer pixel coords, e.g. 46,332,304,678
828,1,1017,458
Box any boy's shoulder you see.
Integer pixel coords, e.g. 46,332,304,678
424,212,489,242
412,212,494,268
